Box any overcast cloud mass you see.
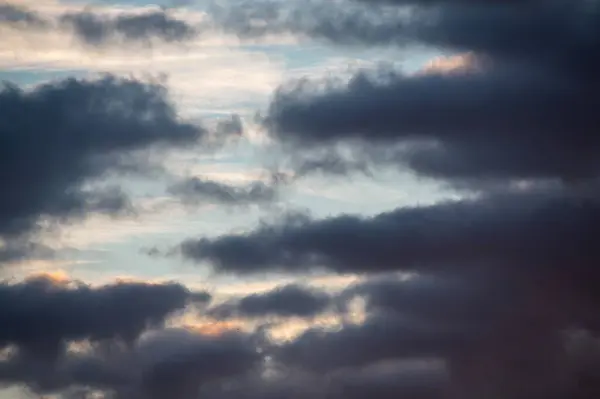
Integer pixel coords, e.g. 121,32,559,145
1,0,600,398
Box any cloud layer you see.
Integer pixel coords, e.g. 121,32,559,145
4,0,600,398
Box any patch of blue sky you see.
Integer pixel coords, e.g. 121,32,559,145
0,68,88,87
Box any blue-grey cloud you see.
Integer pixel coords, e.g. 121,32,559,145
0,75,203,258
0,275,211,356
211,0,600,185
168,176,278,207
0,327,259,399
0,3,47,28
208,284,332,319
60,9,198,46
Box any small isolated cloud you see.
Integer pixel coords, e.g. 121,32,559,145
59,8,199,46
168,176,279,207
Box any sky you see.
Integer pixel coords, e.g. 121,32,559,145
0,0,599,398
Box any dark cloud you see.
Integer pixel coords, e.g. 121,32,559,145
168,176,278,206
177,185,600,283
208,284,332,319
210,0,600,185
0,75,202,258
264,60,599,183
0,275,210,357
0,327,259,398
200,360,447,399
274,314,465,371
135,329,260,399
60,9,198,46
173,0,600,383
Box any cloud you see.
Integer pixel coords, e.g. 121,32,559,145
60,8,199,46
273,313,464,371
206,0,600,185
1,2,201,46
0,326,258,398
0,275,211,357
168,176,279,207
200,360,447,399
264,59,598,184
208,283,333,319
0,3,48,28
0,75,207,260
176,185,599,284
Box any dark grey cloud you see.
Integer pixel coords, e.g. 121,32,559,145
200,360,447,399
0,327,259,398
60,9,198,46
274,314,466,372
210,0,600,185
208,284,332,319
265,60,599,183
168,176,278,206
134,329,260,399
342,272,520,327
0,75,202,258
167,0,600,398
177,185,600,280
0,275,210,357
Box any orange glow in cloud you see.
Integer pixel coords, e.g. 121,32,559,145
185,320,244,337
27,269,71,284
420,53,482,75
